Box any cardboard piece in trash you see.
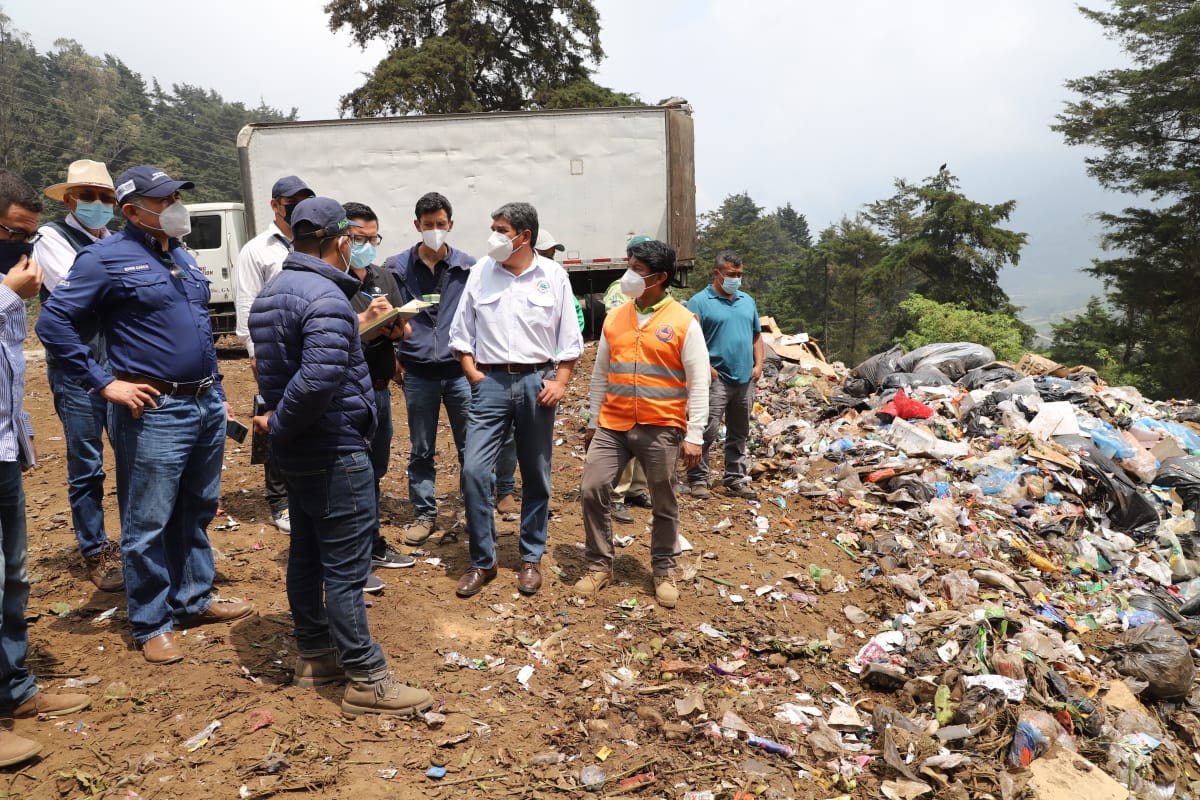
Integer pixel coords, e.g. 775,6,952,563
758,317,837,378
1027,401,1081,438
1017,353,1069,377
1027,747,1126,800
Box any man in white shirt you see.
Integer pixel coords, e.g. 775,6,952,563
448,202,583,598
234,175,314,534
34,160,122,592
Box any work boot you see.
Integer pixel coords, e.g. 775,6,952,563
572,571,612,598
654,576,680,608
341,674,433,717
404,517,437,546
83,543,124,592
611,501,634,524
293,651,345,688
0,731,40,767
12,690,91,718
494,493,519,515
726,482,758,501
688,482,711,499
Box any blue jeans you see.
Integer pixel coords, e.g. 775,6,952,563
278,450,387,682
109,392,224,644
495,423,517,497
0,462,37,708
462,370,556,569
369,387,393,492
403,374,470,520
46,361,111,557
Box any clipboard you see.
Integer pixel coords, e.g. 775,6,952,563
359,299,432,342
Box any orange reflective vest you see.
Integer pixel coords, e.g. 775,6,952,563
598,298,694,431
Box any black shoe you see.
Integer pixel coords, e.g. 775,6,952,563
625,493,652,509
612,501,634,524
372,545,416,569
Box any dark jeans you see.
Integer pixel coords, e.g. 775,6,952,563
46,361,111,556
369,386,391,554
264,450,288,515
0,461,37,708
278,450,388,682
462,369,556,570
109,392,223,644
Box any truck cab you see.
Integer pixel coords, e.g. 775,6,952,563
185,202,245,338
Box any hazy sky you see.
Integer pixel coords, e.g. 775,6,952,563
9,0,1131,319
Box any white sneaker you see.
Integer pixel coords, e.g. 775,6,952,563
272,509,291,534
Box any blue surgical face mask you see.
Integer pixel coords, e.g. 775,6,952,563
73,200,114,231
722,276,742,294
350,241,376,268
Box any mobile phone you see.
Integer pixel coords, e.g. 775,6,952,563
226,419,249,443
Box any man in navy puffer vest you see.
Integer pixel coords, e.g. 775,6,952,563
248,197,432,717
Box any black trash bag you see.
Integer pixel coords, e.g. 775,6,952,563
843,376,873,398
1174,406,1200,424
1109,620,1195,700
880,367,953,389
1054,433,1161,539
898,342,996,381
961,394,1002,438
1154,456,1200,517
1034,376,1093,406
848,345,905,396
959,363,1023,391
881,473,935,504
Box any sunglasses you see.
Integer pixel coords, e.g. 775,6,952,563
0,222,41,244
72,188,117,205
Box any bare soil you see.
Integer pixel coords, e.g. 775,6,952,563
10,339,885,800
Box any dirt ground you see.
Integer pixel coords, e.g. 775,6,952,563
9,337,889,800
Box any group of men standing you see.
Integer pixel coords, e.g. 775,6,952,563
0,155,763,767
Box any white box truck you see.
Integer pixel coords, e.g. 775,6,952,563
188,103,695,339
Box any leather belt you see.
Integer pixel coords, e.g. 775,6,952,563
113,370,215,397
476,361,552,375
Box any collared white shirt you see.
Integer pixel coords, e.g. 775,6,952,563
235,221,291,356
34,213,111,293
448,253,583,365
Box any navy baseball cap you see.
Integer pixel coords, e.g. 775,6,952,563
290,197,363,240
114,165,194,204
271,175,313,199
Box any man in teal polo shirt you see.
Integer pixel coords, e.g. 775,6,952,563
685,250,763,499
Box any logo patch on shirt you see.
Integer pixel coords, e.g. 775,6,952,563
123,264,150,272
655,324,676,342
536,279,551,293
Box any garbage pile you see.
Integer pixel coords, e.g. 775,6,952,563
736,339,1200,798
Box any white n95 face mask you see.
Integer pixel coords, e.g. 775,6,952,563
487,230,514,261
619,268,647,300
422,228,448,250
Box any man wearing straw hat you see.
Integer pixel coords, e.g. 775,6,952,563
33,160,123,592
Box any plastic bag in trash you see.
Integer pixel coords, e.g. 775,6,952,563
1055,434,1160,539
1153,456,1200,516
1007,709,1075,768
877,388,934,421
959,363,1023,390
849,345,905,396
898,342,996,381
880,367,953,389
1108,620,1195,700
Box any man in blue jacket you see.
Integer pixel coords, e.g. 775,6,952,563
37,165,253,666
249,197,432,717
384,192,475,546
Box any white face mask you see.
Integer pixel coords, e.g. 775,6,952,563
421,228,448,251
619,268,648,300
487,230,517,262
136,200,191,239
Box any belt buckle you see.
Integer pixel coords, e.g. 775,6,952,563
196,376,215,393
505,364,522,374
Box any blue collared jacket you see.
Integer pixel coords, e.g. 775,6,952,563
36,225,225,401
384,244,474,372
